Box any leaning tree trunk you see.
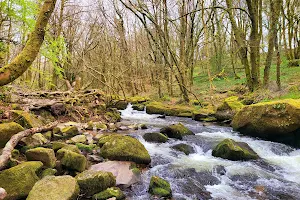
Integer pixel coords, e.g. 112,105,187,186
0,0,57,86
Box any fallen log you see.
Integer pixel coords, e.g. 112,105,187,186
0,122,58,170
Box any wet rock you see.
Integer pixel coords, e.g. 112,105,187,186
26,147,56,168
27,175,79,200
143,132,168,143
171,143,195,155
215,96,244,121
213,165,226,175
57,149,87,172
160,123,194,140
50,103,66,116
0,161,43,200
69,135,87,144
112,100,128,110
76,170,116,196
11,110,44,128
0,122,24,148
90,161,141,187
92,187,125,200
61,126,79,137
140,124,148,129
148,176,172,198
231,99,300,147
40,168,57,178
21,133,48,148
132,104,145,111
212,139,259,161
98,135,151,164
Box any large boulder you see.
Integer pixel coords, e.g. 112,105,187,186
98,135,151,164
231,99,300,146
148,176,172,198
0,161,43,200
212,139,259,161
57,149,86,172
215,96,244,121
90,161,140,187
25,147,56,168
0,122,24,148
11,110,44,128
92,187,125,200
160,123,194,140
143,132,168,143
26,175,79,200
146,102,192,117
75,170,116,196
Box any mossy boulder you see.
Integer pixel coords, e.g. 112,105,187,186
215,96,244,121
92,187,125,200
171,143,195,155
143,132,168,143
57,149,86,172
127,96,150,104
160,123,194,140
21,133,48,148
76,143,97,153
76,170,116,196
40,168,57,178
26,175,79,200
212,139,259,161
112,100,128,110
148,176,172,198
98,135,151,164
146,102,192,116
0,122,24,148
104,110,121,123
61,126,79,137
52,141,67,151
26,147,56,168
231,99,300,146
0,161,43,200
69,135,87,144
132,104,145,111
11,110,44,128
61,145,81,154
86,121,107,130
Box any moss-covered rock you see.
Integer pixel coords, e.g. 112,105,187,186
98,135,151,164
26,175,79,200
57,149,86,172
69,135,87,144
76,170,116,196
140,124,148,129
0,161,43,200
231,99,300,146
21,133,48,148
148,176,172,198
143,132,168,143
86,121,107,130
40,168,57,178
92,187,125,200
212,139,259,161
128,96,150,104
26,147,56,168
215,96,244,121
61,126,79,137
104,110,121,123
112,100,128,110
11,110,44,128
171,143,195,155
61,145,81,154
160,123,194,140
0,122,24,148
52,141,67,151
76,143,97,153
146,102,193,116
132,104,145,111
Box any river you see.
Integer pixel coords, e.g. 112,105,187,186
120,104,300,200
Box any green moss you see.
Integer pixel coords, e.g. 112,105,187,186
26,147,56,168
26,175,80,200
11,104,22,110
76,143,97,153
61,126,79,137
0,161,43,200
127,96,150,104
52,141,67,151
143,132,168,143
98,135,151,164
148,176,172,198
43,131,52,140
76,170,116,196
218,96,244,111
21,133,48,148
87,121,107,130
171,143,195,155
11,110,44,128
160,123,194,139
69,135,87,144
146,101,193,116
0,122,24,148
132,104,145,111
92,187,125,200
104,110,121,122
40,168,57,178
212,139,259,161
57,149,86,172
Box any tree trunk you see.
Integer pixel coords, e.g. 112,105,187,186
0,0,57,86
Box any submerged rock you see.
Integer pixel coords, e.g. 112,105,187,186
11,110,44,128
89,161,141,187
27,175,79,200
0,122,24,148
215,96,244,121
98,135,151,164
231,99,300,146
76,170,116,196
143,132,168,143
148,176,172,198
0,161,43,200
212,139,259,161
172,143,195,155
57,149,86,172
160,123,194,140
26,147,56,168
92,187,125,200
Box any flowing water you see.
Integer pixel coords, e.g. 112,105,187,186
120,104,300,200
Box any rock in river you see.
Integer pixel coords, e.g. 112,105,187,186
143,132,168,143
148,176,172,198
160,123,194,140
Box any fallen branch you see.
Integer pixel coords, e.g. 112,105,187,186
0,122,58,170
